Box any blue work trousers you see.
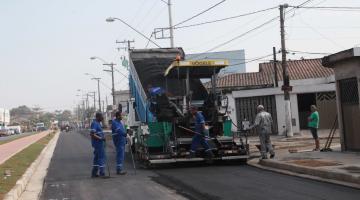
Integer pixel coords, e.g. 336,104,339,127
92,141,106,175
191,134,211,152
112,135,126,171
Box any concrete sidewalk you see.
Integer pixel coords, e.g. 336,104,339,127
247,129,360,189
247,129,340,157
0,131,51,165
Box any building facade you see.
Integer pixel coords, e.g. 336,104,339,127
323,47,360,151
114,90,130,113
213,59,336,135
0,108,10,126
187,49,246,75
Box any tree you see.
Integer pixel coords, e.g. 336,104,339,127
10,105,33,116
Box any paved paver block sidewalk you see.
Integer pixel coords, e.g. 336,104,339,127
0,131,51,165
255,148,360,188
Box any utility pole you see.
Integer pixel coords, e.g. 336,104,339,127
168,0,174,47
103,63,116,106
280,4,293,137
273,47,278,87
88,91,96,111
86,94,89,110
92,78,102,112
154,0,174,47
116,39,135,51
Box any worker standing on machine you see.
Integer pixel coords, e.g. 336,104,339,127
90,112,107,178
111,111,127,175
189,106,214,159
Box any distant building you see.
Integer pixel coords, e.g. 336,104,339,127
187,49,246,75
0,108,10,126
323,47,360,151
114,90,130,113
209,58,336,135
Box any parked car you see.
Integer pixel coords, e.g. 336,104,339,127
0,127,7,137
7,126,21,134
36,123,46,132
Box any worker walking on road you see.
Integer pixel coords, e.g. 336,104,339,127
308,105,320,151
111,111,127,175
251,105,275,160
90,112,107,178
189,106,214,159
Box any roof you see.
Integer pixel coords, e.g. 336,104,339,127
322,47,360,67
211,58,334,89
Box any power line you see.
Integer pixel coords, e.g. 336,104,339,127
189,0,314,59
109,17,162,48
114,68,128,78
174,6,278,29
288,6,360,9
174,0,226,27
287,49,331,55
227,53,276,67
145,32,154,48
297,13,344,48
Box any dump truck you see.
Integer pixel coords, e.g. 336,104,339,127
128,48,249,166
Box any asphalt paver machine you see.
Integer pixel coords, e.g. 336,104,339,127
128,48,249,166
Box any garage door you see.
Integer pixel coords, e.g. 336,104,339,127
235,95,278,135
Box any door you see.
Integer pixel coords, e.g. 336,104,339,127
235,95,277,135
339,78,360,151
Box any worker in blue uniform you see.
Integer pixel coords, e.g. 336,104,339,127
111,111,127,175
90,112,107,178
189,106,214,159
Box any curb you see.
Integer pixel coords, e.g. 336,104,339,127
248,159,360,190
3,131,60,200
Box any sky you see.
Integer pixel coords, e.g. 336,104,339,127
0,0,359,111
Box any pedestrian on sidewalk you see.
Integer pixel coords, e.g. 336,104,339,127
251,105,275,159
111,111,127,175
308,105,320,151
90,112,107,178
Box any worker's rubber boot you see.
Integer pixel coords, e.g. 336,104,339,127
187,151,195,159
91,166,99,178
117,169,127,175
270,153,275,159
205,150,214,164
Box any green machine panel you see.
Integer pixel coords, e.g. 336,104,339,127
146,122,172,147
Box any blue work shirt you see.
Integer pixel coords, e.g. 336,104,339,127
194,112,205,134
111,119,126,137
90,119,104,145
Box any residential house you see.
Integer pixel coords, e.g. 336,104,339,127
213,58,336,135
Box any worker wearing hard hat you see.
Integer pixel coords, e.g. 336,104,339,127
251,105,275,159
111,111,127,175
90,112,107,178
189,106,214,159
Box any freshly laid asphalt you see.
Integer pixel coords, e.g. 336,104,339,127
41,131,360,200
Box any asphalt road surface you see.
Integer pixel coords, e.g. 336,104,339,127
41,131,360,200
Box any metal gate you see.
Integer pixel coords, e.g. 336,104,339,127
339,78,360,151
235,95,278,135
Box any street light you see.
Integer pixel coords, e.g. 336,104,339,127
90,56,116,106
106,17,161,48
85,73,102,112
91,77,102,112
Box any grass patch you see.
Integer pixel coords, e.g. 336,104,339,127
0,132,55,199
0,132,37,146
